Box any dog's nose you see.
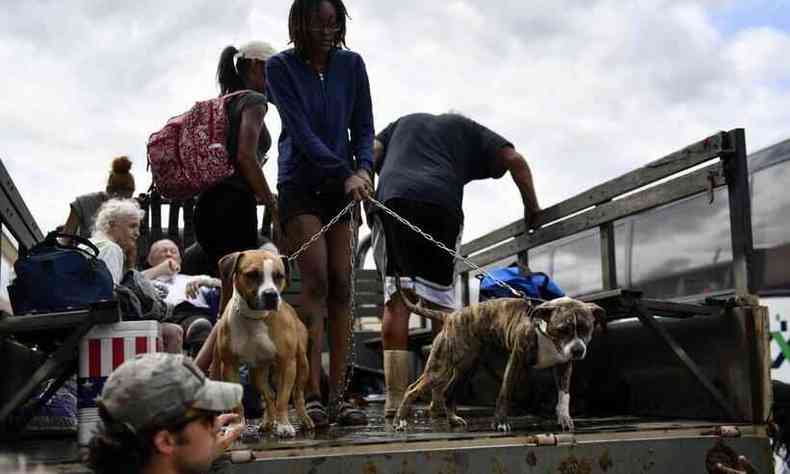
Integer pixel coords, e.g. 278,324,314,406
261,289,279,310
571,345,585,359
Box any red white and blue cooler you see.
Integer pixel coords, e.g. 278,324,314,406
78,321,161,445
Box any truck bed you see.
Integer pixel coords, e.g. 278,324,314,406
2,403,774,473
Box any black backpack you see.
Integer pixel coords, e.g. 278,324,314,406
8,232,114,314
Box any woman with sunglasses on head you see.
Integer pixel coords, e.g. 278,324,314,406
266,0,374,427
191,41,281,383
193,41,279,274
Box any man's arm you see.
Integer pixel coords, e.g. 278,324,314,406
373,139,385,174
373,120,398,175
63,208,79,235
185,275,221,299
495,147,541,230
141,258,180,280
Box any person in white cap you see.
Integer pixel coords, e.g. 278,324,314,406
86,353,243,474
193,41,279,277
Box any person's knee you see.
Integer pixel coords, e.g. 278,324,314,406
302,276,329,303
185,318,213,352
161,323,184,354
381,319,402,343
384,293,411,319
328,277,351,305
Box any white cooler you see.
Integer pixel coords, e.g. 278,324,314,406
77,321,161,445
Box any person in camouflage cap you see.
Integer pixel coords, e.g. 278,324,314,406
87,353,243,474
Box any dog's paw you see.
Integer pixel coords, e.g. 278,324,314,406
274,422,296,438
448,415,467,428
393,419,408,431
493,420,512,432
428,401,443,418
301,416,315,431
556,413,574,432
259,415,275,432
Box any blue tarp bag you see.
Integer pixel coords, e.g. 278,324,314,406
478,265,565,301
9,232,114,315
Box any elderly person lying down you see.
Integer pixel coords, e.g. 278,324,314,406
143,239,222,354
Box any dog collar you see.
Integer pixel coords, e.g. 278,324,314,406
240,311,270,321
231,295,272,321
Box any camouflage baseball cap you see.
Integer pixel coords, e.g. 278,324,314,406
98,353,241,432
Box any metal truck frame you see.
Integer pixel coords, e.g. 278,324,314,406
0,129,775,473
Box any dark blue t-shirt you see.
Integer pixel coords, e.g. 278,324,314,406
375,113,512,219
266,48,374,191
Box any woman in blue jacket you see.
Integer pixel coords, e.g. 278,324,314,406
266,0,374,427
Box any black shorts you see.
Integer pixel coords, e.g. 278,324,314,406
194,179,258,265
376,199,462,286
278,182,352,227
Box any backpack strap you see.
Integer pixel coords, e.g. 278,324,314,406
220,89,256,101
36,231,101,259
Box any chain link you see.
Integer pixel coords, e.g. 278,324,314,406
331,207,357,412
283,194,527,412
283,199,358,411
286,201,356,263
366,196,526,299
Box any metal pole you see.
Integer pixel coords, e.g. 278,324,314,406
724,129,755,297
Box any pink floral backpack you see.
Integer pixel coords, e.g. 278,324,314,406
147,90,249,200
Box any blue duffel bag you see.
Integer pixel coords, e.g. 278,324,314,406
478,264,565,302
8,232,114,315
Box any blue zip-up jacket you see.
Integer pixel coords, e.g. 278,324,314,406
266,48,374,189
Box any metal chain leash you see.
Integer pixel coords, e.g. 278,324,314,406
332,207,358,412
282,199,358,411
286,201,356,263
366,196,527,299
282,193,528,412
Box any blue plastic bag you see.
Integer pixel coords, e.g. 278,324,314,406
478,265,564,301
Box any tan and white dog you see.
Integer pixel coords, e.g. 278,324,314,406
213,250,313,437
393,287,606,433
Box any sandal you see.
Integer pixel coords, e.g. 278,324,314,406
240,422,262,443
333,400,367,426
305,396,329,428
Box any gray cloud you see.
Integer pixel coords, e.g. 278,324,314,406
1,0,789,251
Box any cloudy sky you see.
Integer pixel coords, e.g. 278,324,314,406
2,0,790,247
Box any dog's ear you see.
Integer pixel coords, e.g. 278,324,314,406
217,252,242,316
530,300,557,323
281,255,291,291
586,303,607,333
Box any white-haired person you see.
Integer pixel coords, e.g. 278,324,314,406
91,198,183,353
193,41,279,278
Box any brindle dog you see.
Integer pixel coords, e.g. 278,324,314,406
392,284,605,432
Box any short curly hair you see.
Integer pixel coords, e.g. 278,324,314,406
92,198,144,237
